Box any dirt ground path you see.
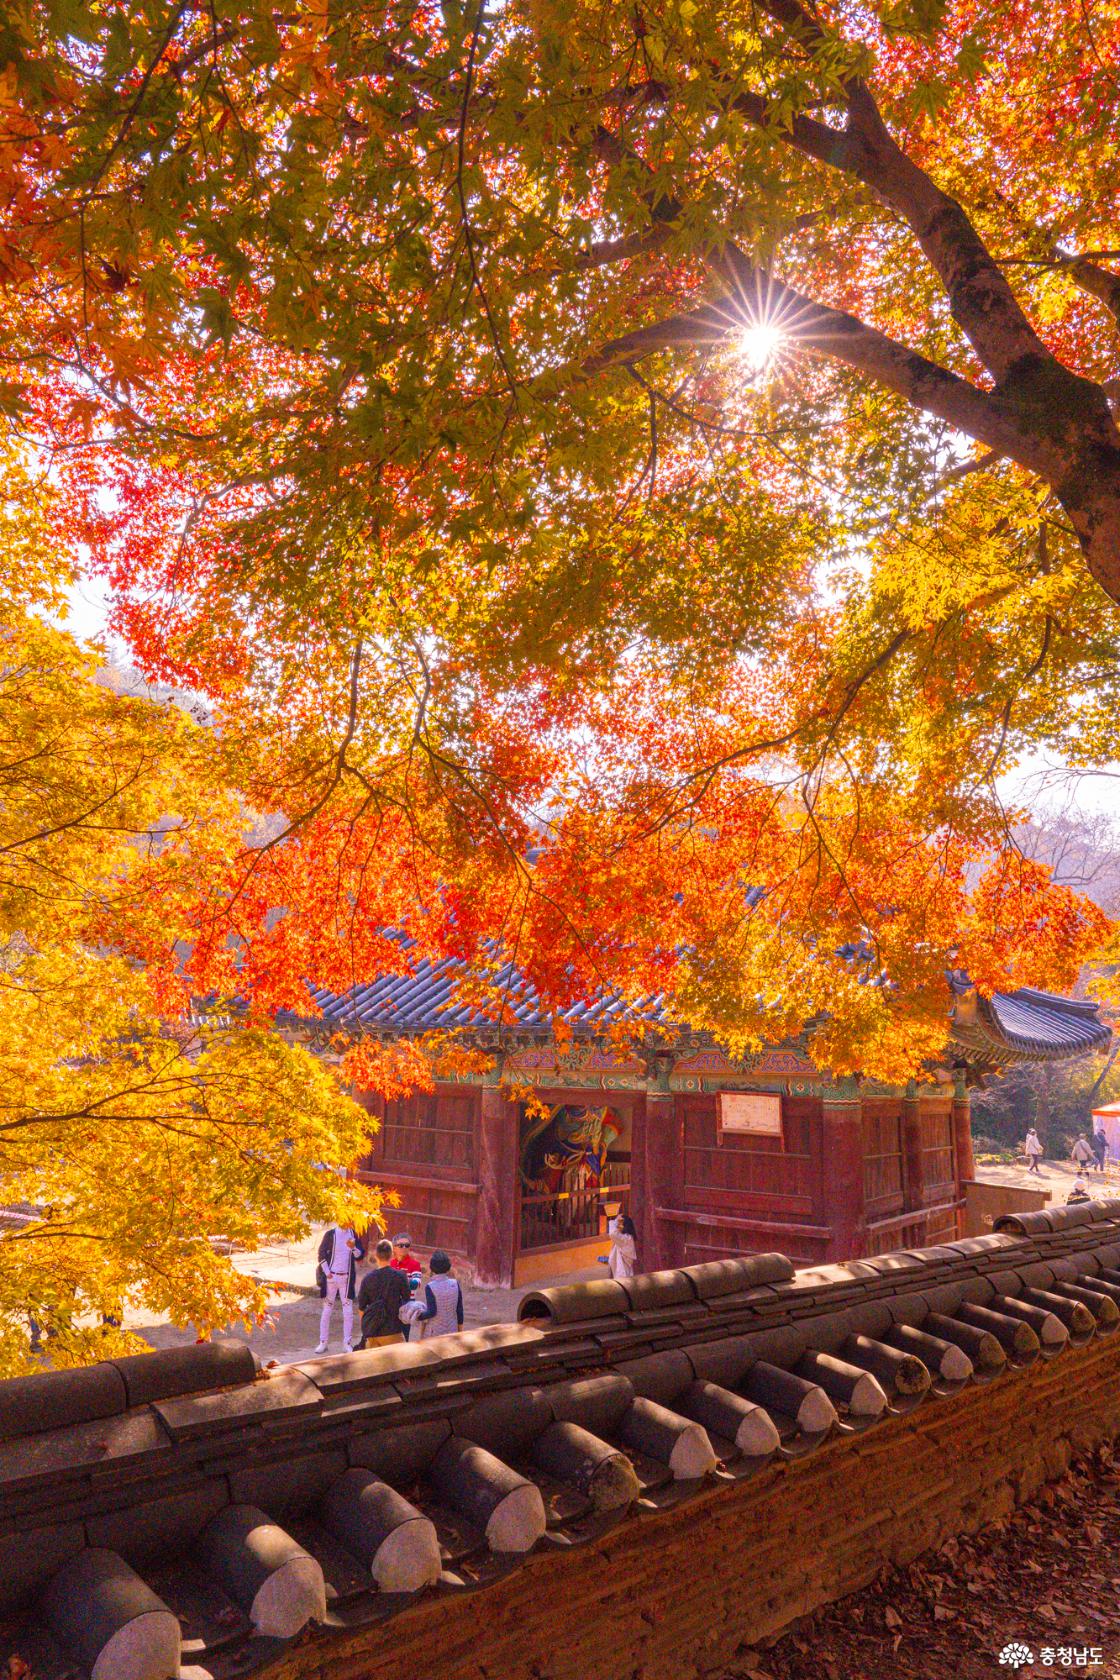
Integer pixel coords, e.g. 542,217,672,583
122,1159,1119,1361
975,1155,1120,1202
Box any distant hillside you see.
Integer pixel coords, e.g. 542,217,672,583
1015,812,1120,916
94,655,212,727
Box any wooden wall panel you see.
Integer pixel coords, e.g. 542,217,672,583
678,1220,828,1267
919,1101,956,1203
923,1201,962,1244
380,1089,477,1177
352,1085,481,1262
350,1168,476,1258
679,1095,821,1219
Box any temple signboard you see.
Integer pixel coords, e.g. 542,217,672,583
718,1091,783,1139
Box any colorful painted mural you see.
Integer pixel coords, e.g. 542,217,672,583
519,1103,624,1196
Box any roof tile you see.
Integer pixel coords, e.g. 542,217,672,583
153,1368,321,1441
292,964,1108,1065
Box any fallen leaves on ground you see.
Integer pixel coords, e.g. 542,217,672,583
716,1445,1120,1680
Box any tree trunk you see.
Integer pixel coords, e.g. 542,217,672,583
1060,470,1120,606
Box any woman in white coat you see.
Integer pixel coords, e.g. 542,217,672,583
606,1213,638,1280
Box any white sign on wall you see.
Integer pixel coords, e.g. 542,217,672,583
718,1091,783,1139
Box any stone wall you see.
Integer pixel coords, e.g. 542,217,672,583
10,1211,1120,1680
260,1333,1120,1680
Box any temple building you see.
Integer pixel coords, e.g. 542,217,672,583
291,970,1110,1287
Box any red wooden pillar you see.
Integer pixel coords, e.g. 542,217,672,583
637,1087,684,1272
953,1071,975,1186
475,1078,518,1288
821,1080,867,1261
900,1081,926,1214
629,1090,650,1260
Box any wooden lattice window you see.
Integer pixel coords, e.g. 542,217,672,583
862,1108,904,1214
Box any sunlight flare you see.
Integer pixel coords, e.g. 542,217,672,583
736,321,785,374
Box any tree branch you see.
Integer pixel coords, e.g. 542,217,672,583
732,13,1051,383
82,1,193,196
574,256,1053,476
1066,257,1120,328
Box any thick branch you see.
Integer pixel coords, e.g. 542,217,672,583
1066,257,1120,328
844,89,1048,381
576,259,1053,477
734,11,1049,383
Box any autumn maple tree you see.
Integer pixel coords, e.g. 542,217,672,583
0,480,385,1376
0,0,1116,1356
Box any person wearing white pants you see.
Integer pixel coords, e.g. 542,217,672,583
315,1223,366,1354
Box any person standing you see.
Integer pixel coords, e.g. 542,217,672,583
315,1220,366,1354
1092,1123,1108,1173
1071,1134,1096,1176
357,1239,412,1348
389,1233,421,1338
412,1250,464,1340
1023,1127,1044,1174
606,1213,638,1280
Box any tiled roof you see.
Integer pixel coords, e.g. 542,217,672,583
948,983,1111,1066
5,1205,1120,1679
295,964,1109,1066
302,962,668,1036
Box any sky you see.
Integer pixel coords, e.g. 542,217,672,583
62,570,114,646
997,754,1119,827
